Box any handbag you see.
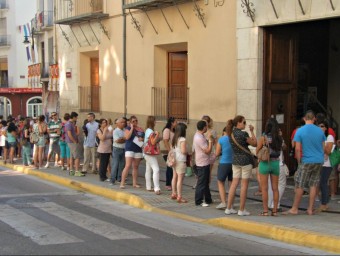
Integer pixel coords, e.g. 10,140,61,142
143,133,160,155
329,147,340,167
231,133,258,168
257,136,270,162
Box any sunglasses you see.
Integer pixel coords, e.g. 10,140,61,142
319,125,325,128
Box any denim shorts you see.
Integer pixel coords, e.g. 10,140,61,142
217,163,233,182
6,141,17,149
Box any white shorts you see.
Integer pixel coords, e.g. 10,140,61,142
125,151,143,159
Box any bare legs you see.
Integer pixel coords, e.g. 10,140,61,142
120,157,142,188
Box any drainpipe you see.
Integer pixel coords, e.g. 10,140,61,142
122,0,128,117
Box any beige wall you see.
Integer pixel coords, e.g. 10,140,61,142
57,0,237,139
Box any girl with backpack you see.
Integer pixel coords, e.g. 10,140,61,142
171,123,188,203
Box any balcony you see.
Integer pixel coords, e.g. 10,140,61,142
123,0,192,10
0,0,8,10
0,35,10,47
55,0,109,25
79,86,101,113
42,11,54,29
152,86,189,121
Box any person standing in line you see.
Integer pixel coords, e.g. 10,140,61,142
284,110,325,215
0,120,7,162
6,122,18,164
256,118,282,216
267,129,288,213
59,113,71,171
22,118,33,166
171,123,188,203
317,120,334,211
110,117,126,185
97,119,113,182
45,112,62,168
225,115,257,216
194,120,214,207
82,113,99,174
144,116,161,195
215,123,233,210
162,117,177,190
33,115,47,169
65,112,84,177
120,116,145,189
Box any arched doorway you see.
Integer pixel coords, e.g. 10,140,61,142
0,97,12,117
27,97,43,118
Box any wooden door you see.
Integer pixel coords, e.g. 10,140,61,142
168,52,187,120
264,27,298,170
90,58,99,112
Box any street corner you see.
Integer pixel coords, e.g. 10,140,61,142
203,216,340,254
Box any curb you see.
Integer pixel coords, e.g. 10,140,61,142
1,162,340,254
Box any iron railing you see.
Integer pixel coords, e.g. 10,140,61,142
55,0,107,22
79,85,101,113
152,86,189,121
123,0,191,9
43,11,54,27
0,35,10,46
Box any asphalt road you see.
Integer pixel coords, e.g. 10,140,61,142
0,166,330,255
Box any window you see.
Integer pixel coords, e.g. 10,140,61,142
0,96,11,116
27,97,43,118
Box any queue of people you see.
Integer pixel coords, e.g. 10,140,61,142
0,110,339,216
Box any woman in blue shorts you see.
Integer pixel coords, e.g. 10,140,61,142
256,118,282,216
215,123,233,210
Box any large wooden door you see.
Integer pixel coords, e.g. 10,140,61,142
168,52,187,120
264,27,298,170
90,58,99,112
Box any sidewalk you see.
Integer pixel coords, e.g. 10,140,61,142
1,160,340,254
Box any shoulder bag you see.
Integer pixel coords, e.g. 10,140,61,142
329,146,340,167
231,133,258,168
257,136,270,162
143,132,160,156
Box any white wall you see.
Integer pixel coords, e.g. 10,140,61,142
8,0,37,88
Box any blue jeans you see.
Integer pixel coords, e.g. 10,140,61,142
320,166,332,205
111,147,125,183
22,144,32,165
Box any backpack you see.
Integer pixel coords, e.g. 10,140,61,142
30,132,39,144
166,148,176,167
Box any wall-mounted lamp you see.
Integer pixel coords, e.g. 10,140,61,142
23,35,30,44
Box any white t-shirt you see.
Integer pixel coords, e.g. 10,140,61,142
175,137,187,162
324,134,335,167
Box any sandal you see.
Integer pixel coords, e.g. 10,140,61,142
258,211,269,216
271,211,278,217
133,184,141,188
171,194,177,200
254,191,262,196
120,185,125,189
155,190,161,195
177,196,188,203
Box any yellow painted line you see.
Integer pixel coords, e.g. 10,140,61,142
1,162,340,254
204,217,340,254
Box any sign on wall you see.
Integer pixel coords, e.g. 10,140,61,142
48,64,59,91
28,64,41,88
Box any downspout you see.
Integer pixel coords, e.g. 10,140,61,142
122,0,128,117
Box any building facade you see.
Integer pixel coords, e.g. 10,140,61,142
0,0,41,119
55,0,237,140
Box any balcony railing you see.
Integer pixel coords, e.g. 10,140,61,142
123,0,192,10
79,85,101,113
0,35,10,47
43,11,54,28
0,0,8,9
152,86,189,121
55,0,109,25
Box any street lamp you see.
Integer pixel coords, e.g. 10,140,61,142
23,35,30,44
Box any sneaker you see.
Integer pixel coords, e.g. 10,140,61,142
201,202,209,207
74,171,85,177
69,170,75,176
44,162,49,168
61,166,66,171
39,166,47,170
109,181,115,185
216,203,227,209
105,178,110,182
54,162,59,167
238,210,251,216
331,196,338,201
225,208,237,215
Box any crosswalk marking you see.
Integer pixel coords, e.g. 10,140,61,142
0,205,82,245
0,191,81,199
31,202,149,241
